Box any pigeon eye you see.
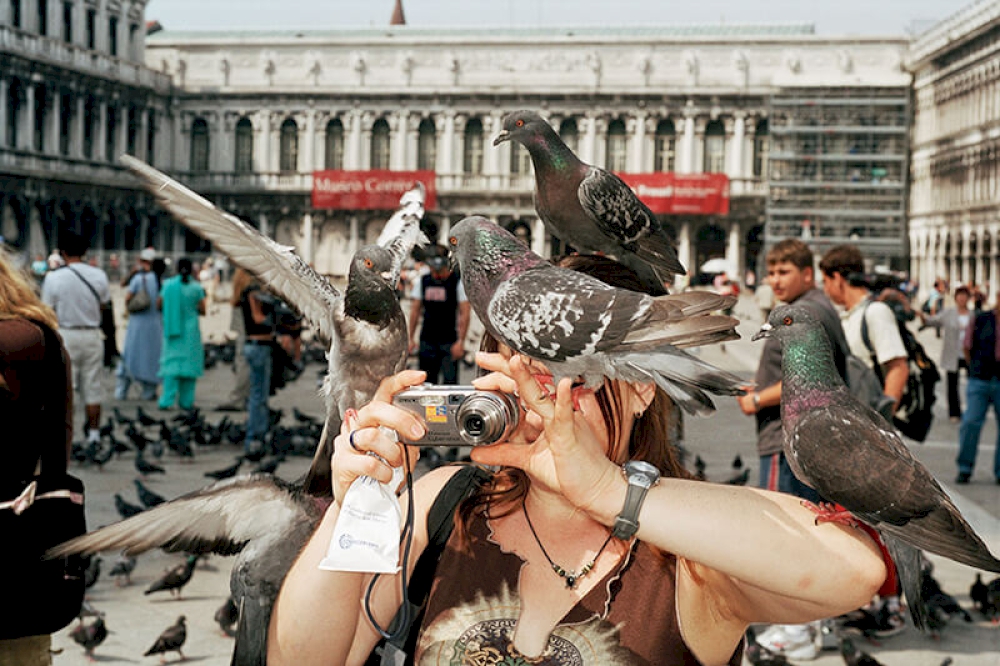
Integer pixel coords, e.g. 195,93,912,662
363,258,374,269
448,236,457,246
515,119,525,127
782,316,793,326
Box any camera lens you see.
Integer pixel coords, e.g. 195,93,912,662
463,414,485,436
456,393,519,445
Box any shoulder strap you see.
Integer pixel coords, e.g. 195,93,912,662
375,464,492,665
859,299,874,354
34,321,70,478
65,266,103,307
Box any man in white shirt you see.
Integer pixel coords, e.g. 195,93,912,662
819,244,909,412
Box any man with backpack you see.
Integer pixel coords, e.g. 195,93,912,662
956,299,1000,485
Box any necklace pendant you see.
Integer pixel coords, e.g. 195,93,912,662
565,575,577,589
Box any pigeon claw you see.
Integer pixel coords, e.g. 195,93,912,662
800,500,860,528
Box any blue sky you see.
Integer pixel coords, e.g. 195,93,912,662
148,0,964,35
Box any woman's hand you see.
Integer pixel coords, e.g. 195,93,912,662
330,370,428,504
469,353,620,514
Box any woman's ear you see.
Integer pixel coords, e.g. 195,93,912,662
629,381,657,417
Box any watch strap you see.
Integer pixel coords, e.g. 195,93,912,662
611,482,650,540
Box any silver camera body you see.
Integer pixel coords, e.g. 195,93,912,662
392,384,519,446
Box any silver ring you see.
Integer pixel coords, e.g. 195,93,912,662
349,429,361,452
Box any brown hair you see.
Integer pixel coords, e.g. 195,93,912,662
765,239,813,270
818,244,864,279
458,254,691,542
0,248,58,330
230,268,257,306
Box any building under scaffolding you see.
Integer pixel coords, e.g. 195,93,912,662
765,87,910,271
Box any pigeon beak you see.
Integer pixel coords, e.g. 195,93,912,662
380,271,393,282
751,323,772,342
493,131,511,146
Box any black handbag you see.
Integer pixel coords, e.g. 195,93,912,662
0,322,88,639
65,266,119,366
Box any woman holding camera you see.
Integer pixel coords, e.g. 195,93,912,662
268,256,886,666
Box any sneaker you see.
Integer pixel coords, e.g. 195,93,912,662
755,624,820,660
955,472,971,484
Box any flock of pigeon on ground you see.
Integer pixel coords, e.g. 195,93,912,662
43,110,1000,664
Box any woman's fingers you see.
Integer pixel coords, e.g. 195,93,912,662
470,441,532,469
471,370,518,395
509,355,555,418
372,369,427,403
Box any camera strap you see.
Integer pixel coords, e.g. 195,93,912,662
369,464,492,666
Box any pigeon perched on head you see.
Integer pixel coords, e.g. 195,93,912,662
145,615,186,664
47,474,326,666
446,216,743,414
754,303,1000,630
70,615,108,661
121,156,426,497
493,110,684,294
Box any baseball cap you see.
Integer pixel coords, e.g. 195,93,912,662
140,248,157,261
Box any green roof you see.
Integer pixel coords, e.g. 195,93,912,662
147,23,817,42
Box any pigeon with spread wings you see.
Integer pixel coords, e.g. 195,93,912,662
121,156,426,495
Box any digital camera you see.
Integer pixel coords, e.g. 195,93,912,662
392,384,520,446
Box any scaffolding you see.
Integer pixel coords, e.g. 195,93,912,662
764,87,910,269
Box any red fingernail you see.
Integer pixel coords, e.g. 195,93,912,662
344,408,359,424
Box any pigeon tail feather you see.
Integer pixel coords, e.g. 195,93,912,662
231,596,268,666
614,349,746,415
882,535,928,632
874,506,1000,574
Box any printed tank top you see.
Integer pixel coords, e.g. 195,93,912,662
414,510,743,665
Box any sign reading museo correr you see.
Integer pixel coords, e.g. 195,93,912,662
616,173,730,215
312,170,437,210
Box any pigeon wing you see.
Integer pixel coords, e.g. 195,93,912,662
122,156,340,346
486,267,647,362
47,475,313,558
376,182,428,286
577,167,686,277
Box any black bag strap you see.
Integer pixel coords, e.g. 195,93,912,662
858,300,884,383
32,320,71,479
371,464,492,665
65,266,107,308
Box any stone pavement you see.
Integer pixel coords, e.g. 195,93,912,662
51,291,999,665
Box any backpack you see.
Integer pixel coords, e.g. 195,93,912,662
845,354,896,422
861,301,941,442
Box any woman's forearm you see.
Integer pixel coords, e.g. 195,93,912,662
267,504,365,665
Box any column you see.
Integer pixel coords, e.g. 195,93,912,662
483,111,501,180
438,215,451,244
692,117,707,173
136,105,148,160
346,109,362,169
47,88,60,155
252,110,269,173
22,83,35,150
728,113,746,183
259,211,269,238
349,215,360,256
628,112,646,173
676,221,692,287
531,217,546,256
72,94,85,158
359,112,373,169
314,113,328,170
437,110,455,175
679,113,695,174
726,220,741,280
300,110,315,173
392,107,408,170
210,112,226,172
173,110,188,172
301,212,313,265
581,113,597,164
0,79,7,149
269,112,281,172
118,104,129,161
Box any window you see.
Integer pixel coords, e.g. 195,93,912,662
62,1,71,42
105,104,116,161
126,106,137,156
33,84,45,151
146,110,155,163
605,118,627,172
37,0,46,35
559,118,579,154
324,118,343,169
370,117,390,170
462,117,483,174
85,8,95,49
6,79,20,148
108,15,117,56
416,117,436,170
10,0,21,28
234,117,253,173
278,117,298,172
59,92,71,155
189,117,209,172
653,119,676,172
752,118,769,178
703,119,725,173
510,142,531,175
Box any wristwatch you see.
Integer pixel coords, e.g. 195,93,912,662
611,461,661,540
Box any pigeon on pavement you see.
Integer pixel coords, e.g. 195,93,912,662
838,635,885,666
144,615,186,664
108,554,137,587
144,554,200,598
122,156,426,497
135,453,165,477
47,474,326,666
493,110,685,294
134,479,167,508
970,573,990,615
114,493,144,519
215,595,239,637
70,615,108,661
446,216,743,414
205,457,244,481
754,303,1000,630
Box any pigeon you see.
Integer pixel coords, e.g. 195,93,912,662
113,406,134,426
135,479,167,508
109,554,138,587
970,573,990,615
136,406,163,428
493,110,685,294
83,555,102,589
215,595,239,637
254,453,285,475
724,466,750,486
121,156,427,497
205,457,244,481
754,303,1000,631
693,454,707,481
838,635,885,666
144,615,187,664
446,216,743,414
47,474,327,666
986,576,1000,622
114,493,144,519
135,453,166,477
744,626,791,665
70,616,108,661
920,558,971,625
145,554,200,598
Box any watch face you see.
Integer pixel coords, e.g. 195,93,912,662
625,460,660,486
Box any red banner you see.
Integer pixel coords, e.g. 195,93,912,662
616,172,730,215
312,170,437,210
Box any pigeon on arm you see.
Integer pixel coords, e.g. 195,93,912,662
493,110,685,295
447,216,743,414
754,303,1000,631
121,156,427,496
